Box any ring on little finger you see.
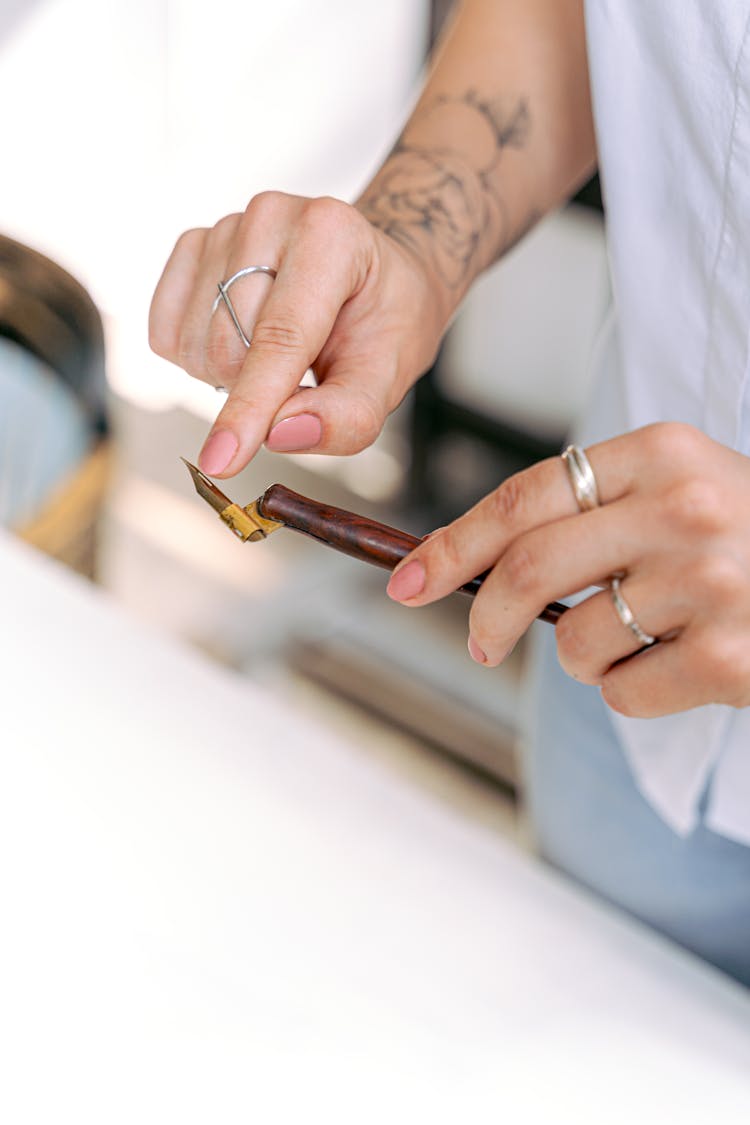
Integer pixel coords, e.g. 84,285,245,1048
610,575,657,647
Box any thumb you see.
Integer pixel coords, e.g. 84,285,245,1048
197,200,374,477
264,366,395,456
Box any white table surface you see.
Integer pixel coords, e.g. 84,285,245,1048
1,531,749,1123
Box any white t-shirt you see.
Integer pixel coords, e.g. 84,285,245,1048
582,1,750,844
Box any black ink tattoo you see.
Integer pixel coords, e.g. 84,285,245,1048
359,91,531,290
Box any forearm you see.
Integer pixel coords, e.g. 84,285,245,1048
357,0,596,320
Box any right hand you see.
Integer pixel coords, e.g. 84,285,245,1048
148,192,447,478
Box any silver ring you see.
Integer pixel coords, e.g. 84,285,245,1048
211,265,277,347
561,444,600,512
610,575,657,647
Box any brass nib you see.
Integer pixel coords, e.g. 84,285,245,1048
182,458,283,541
181,458,233,515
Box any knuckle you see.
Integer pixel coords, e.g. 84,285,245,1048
211,212,241,241
204,335,244,379
488,460,555,529
690,552,746,605
555,612,599,682
695,629,745,692
501,540,539,599
643,421,706,466
244,189,288,222
223,385,258,415
250,316,306,357
174,226,205,254
490,473,525,527
176,331,202,376
434,526,467,575
664,478,724,534
301,195,351,237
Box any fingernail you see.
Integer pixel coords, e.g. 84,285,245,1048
266,414,322,452
199,429,238,475
468,635,487,664
387,559,425,601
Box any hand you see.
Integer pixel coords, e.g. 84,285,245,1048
148,192,447,477
386,423,750,718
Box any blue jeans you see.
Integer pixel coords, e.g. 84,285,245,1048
525,626,750,988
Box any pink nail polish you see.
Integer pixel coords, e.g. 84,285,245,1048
468,635,487,664
266,414,322,452
387,559,425,601
199,429,238,476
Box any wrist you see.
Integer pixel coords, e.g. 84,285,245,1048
355,90,541,322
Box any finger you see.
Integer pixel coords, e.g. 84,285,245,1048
199,199,372,476
207,266,276,382
554,566,687,685
387,425,723,609
149,228,208,365
387,448,651,621
176,212,250,384
558,545,750,686
264,364,393,456
387,458,581,604
466,496,662,664
203,202,287,385
600,624,750,716
385,437,649,607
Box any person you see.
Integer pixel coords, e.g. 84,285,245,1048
149,0,750,986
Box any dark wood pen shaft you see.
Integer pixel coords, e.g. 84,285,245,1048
258,484,566,625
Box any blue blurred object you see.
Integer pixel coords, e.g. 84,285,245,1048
0,335,91,528
525,624,750,988
0,234,108,574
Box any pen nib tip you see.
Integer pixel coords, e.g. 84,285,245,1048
181,455,233,514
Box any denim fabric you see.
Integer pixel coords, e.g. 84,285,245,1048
524,624,750,988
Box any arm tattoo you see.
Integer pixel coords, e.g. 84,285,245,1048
359,91,531,289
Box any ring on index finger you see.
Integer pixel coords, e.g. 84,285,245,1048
561,444,600,512
211,265,278,349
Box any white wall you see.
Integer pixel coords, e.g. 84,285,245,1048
1,0,429,412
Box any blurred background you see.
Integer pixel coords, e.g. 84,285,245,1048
0,0,609,834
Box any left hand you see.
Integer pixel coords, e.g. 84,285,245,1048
387,422,750,718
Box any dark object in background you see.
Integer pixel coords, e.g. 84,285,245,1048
0,235,107,435
403,180,604,529
0,235,110,577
